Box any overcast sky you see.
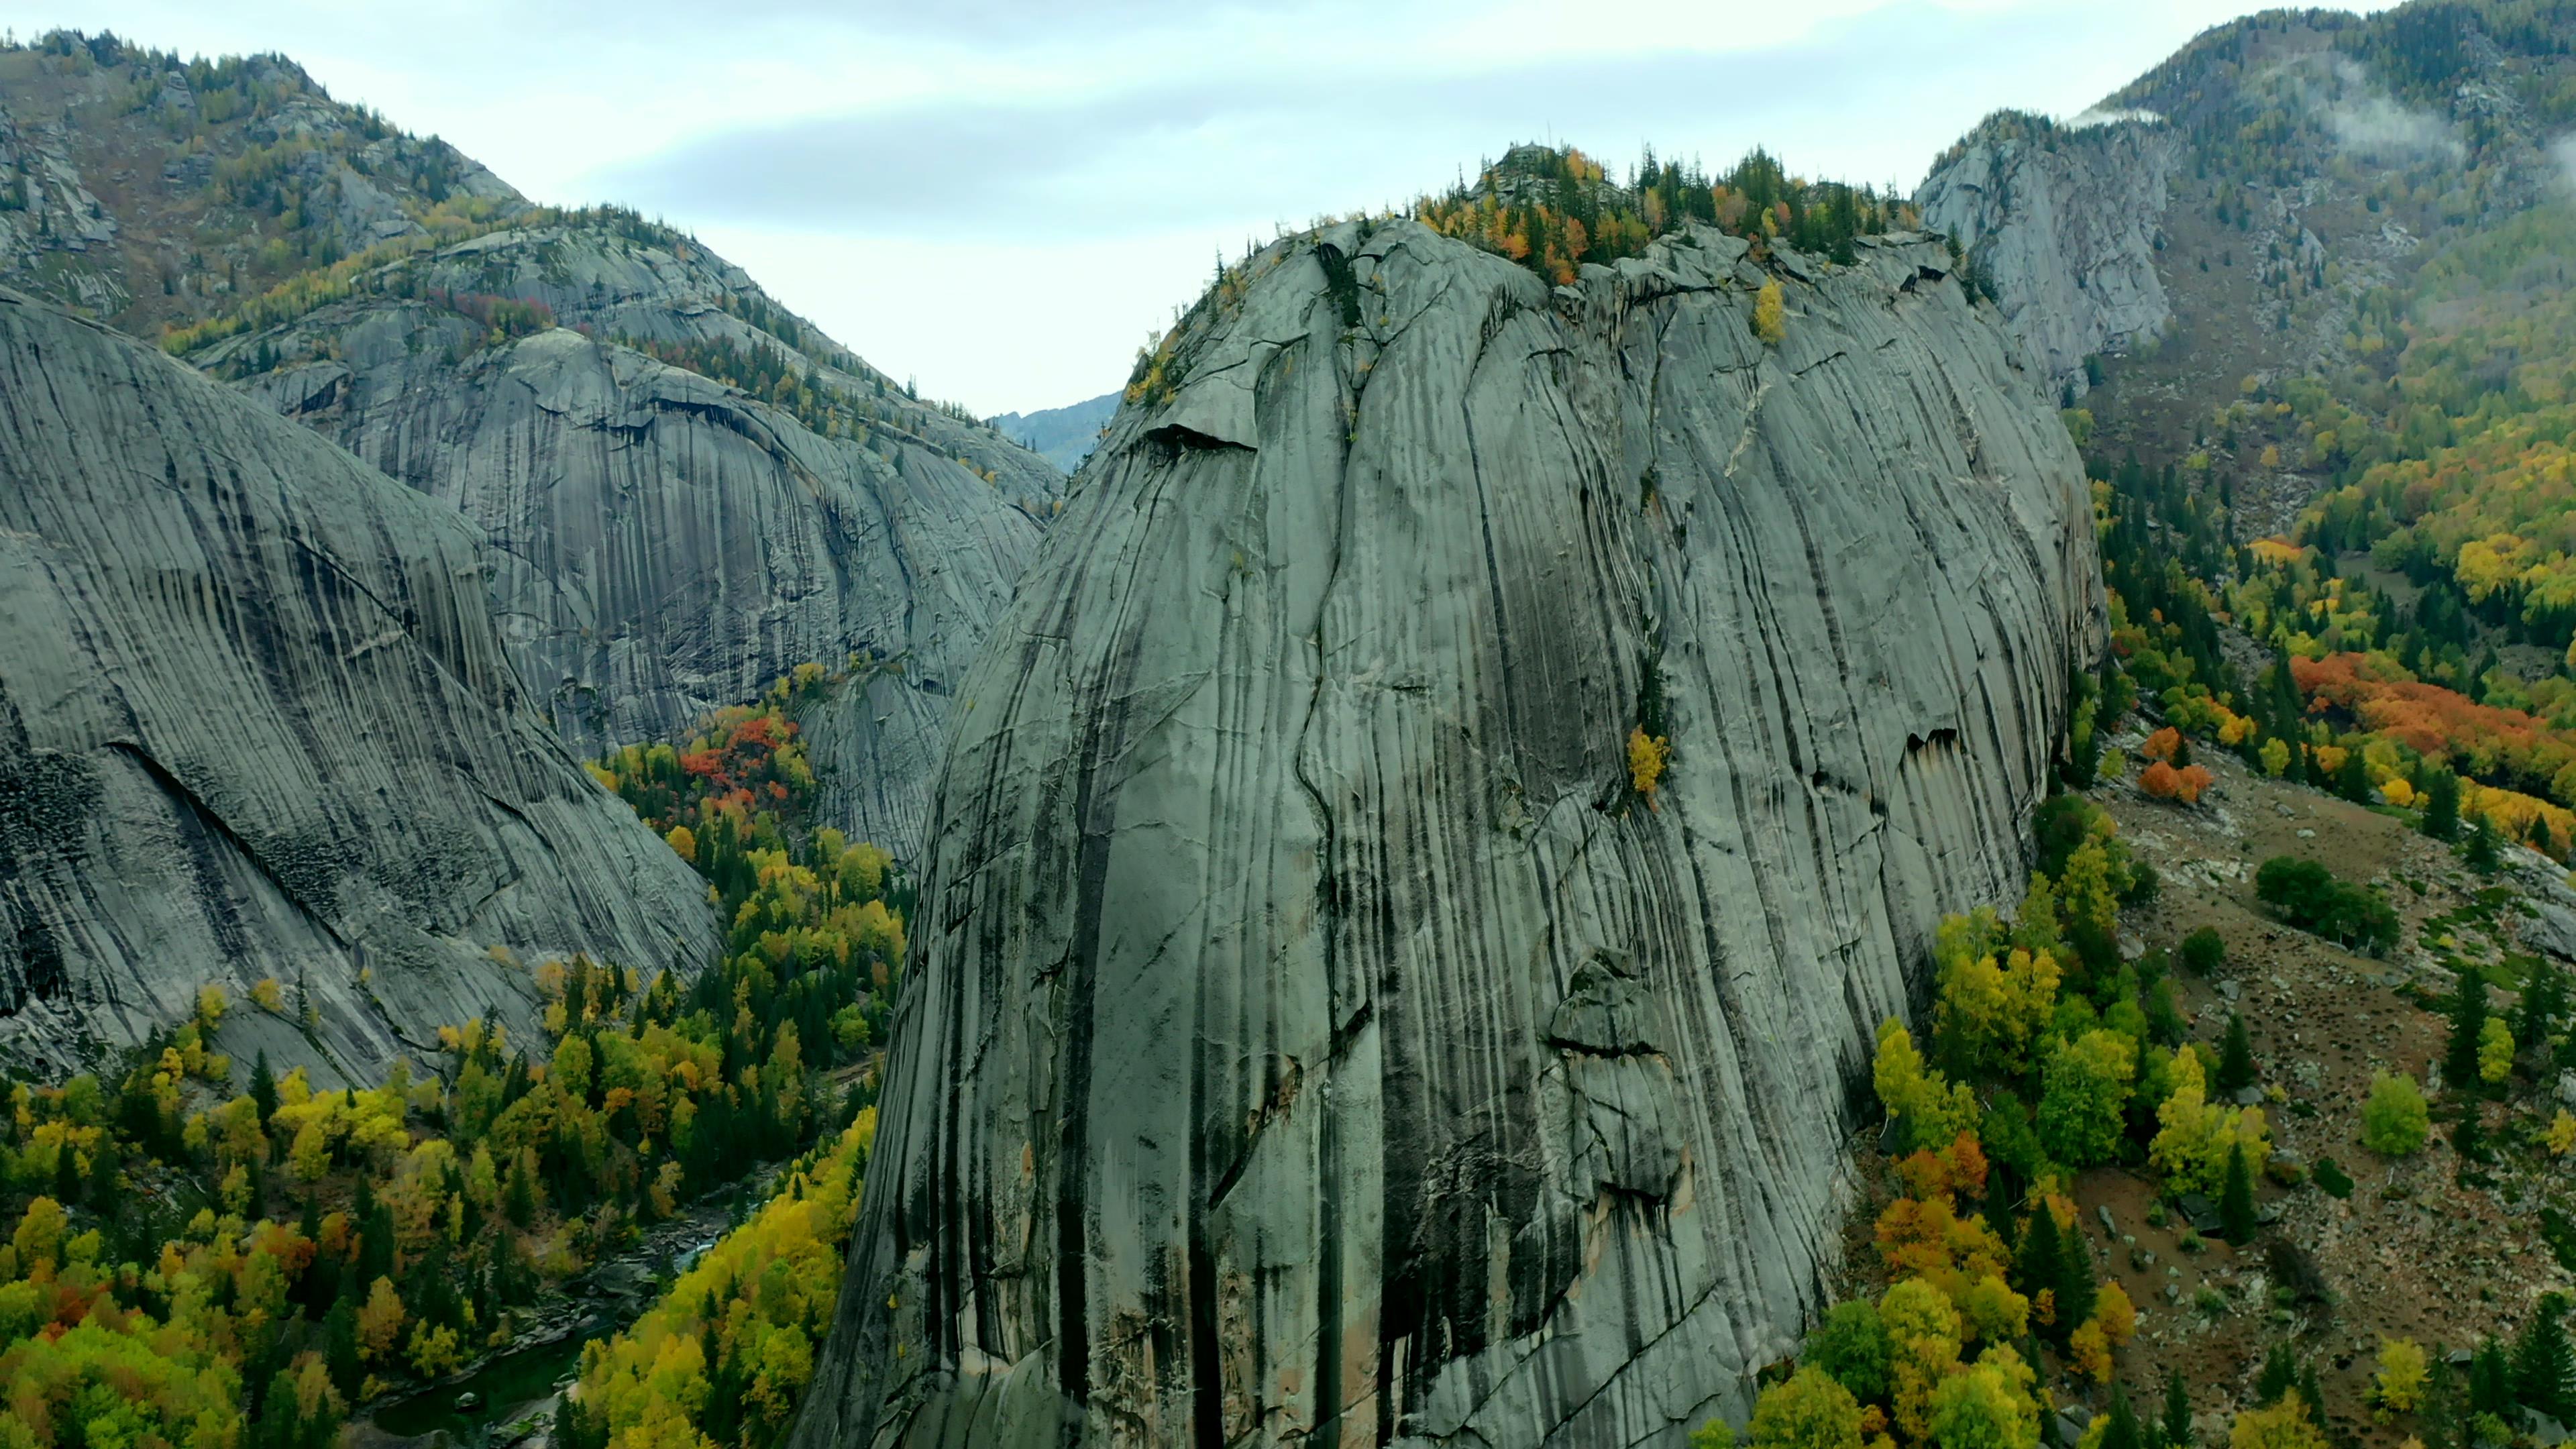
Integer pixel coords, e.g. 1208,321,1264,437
5,0,2394,417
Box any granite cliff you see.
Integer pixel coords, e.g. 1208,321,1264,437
0,286,715,1085
196,214,1060,857
789,218,2101,1447
1,31,1063,860
1914,112,2177,400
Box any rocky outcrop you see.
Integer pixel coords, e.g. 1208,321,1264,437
0,287,715,1085
1916,113,2177,398
207,217,1060,856
790,221,2100,1447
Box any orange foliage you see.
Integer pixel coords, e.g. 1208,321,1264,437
2139,759,2212,803
2140,728,2182,762
1874,1193,2010,1305
1892,1132,1991,1205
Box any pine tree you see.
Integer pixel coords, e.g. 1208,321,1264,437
2216,1014,2258,1093
2257,1342,2301,1405
2101,1384,2143,1449
2337,746,2372,803
2163,1370,2195,1449
2516,1293,2576,1423
2424,769,2461,839
2426,1352,2461,1449
2467,812,2501,873
250,1048,278,1126
2456,1099,2487,1171
2449,969,2491,1093
2057,1218,2098,1332
2521,960,2570,1053
2015,1199,2064,1311
2220,1140,2258,1242
2475,1338,2516,1416
322,1298,362,1401
505,1148,537,1228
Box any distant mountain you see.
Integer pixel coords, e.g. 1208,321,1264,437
990,390,1116,472
1,28,1065,861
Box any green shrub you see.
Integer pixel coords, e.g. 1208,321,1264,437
2254,856,2401,955
2179,926,2227,975
2312,1157,2355,1199
2361,1071,2431,1157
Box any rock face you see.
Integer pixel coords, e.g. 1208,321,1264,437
1916,113,2178,398
0,287,715,1084
791,221,2100,1447
207,217,1061,856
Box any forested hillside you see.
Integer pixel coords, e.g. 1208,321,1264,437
0,30,522,333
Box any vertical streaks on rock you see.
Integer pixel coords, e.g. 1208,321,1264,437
791,221,2101,1448
0,287,714,1083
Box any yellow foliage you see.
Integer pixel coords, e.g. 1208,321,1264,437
1753,281,1788,345
2375,1338,2428,1415
2231,1398,2328,1449
2149,1047,2270,1194
1629,728,1672,804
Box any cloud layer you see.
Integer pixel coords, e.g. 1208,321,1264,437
1,0,2396,411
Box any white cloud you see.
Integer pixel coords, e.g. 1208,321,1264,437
3,0,2399,413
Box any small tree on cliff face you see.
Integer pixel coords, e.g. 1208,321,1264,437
1753,281,1787,345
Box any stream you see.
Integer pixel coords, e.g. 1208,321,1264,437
359,1215,734,1448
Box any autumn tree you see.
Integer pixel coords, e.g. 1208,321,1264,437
1929,1346,2041,1449
1806,1299,1892,1403
1752,1366,1864,1449
2037,1029,2135,1167
1753,281,1787,345
2376,1338,2429,1416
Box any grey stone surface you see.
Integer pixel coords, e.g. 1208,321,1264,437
791,221,2100,1448
1916,115,2178,398
0,287,716,1084
207,218,1061,856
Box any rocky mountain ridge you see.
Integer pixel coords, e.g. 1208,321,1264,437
789,216,2101,1448
179,210,1063,857
1915,2,2576,447
0,30,523,335
1915,111,2178,400
0,286,715,1085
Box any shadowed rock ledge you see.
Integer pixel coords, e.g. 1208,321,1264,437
790,219,2102,1448
0,287,716,1084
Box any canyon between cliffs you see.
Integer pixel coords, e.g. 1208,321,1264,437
788,219,2102,1448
